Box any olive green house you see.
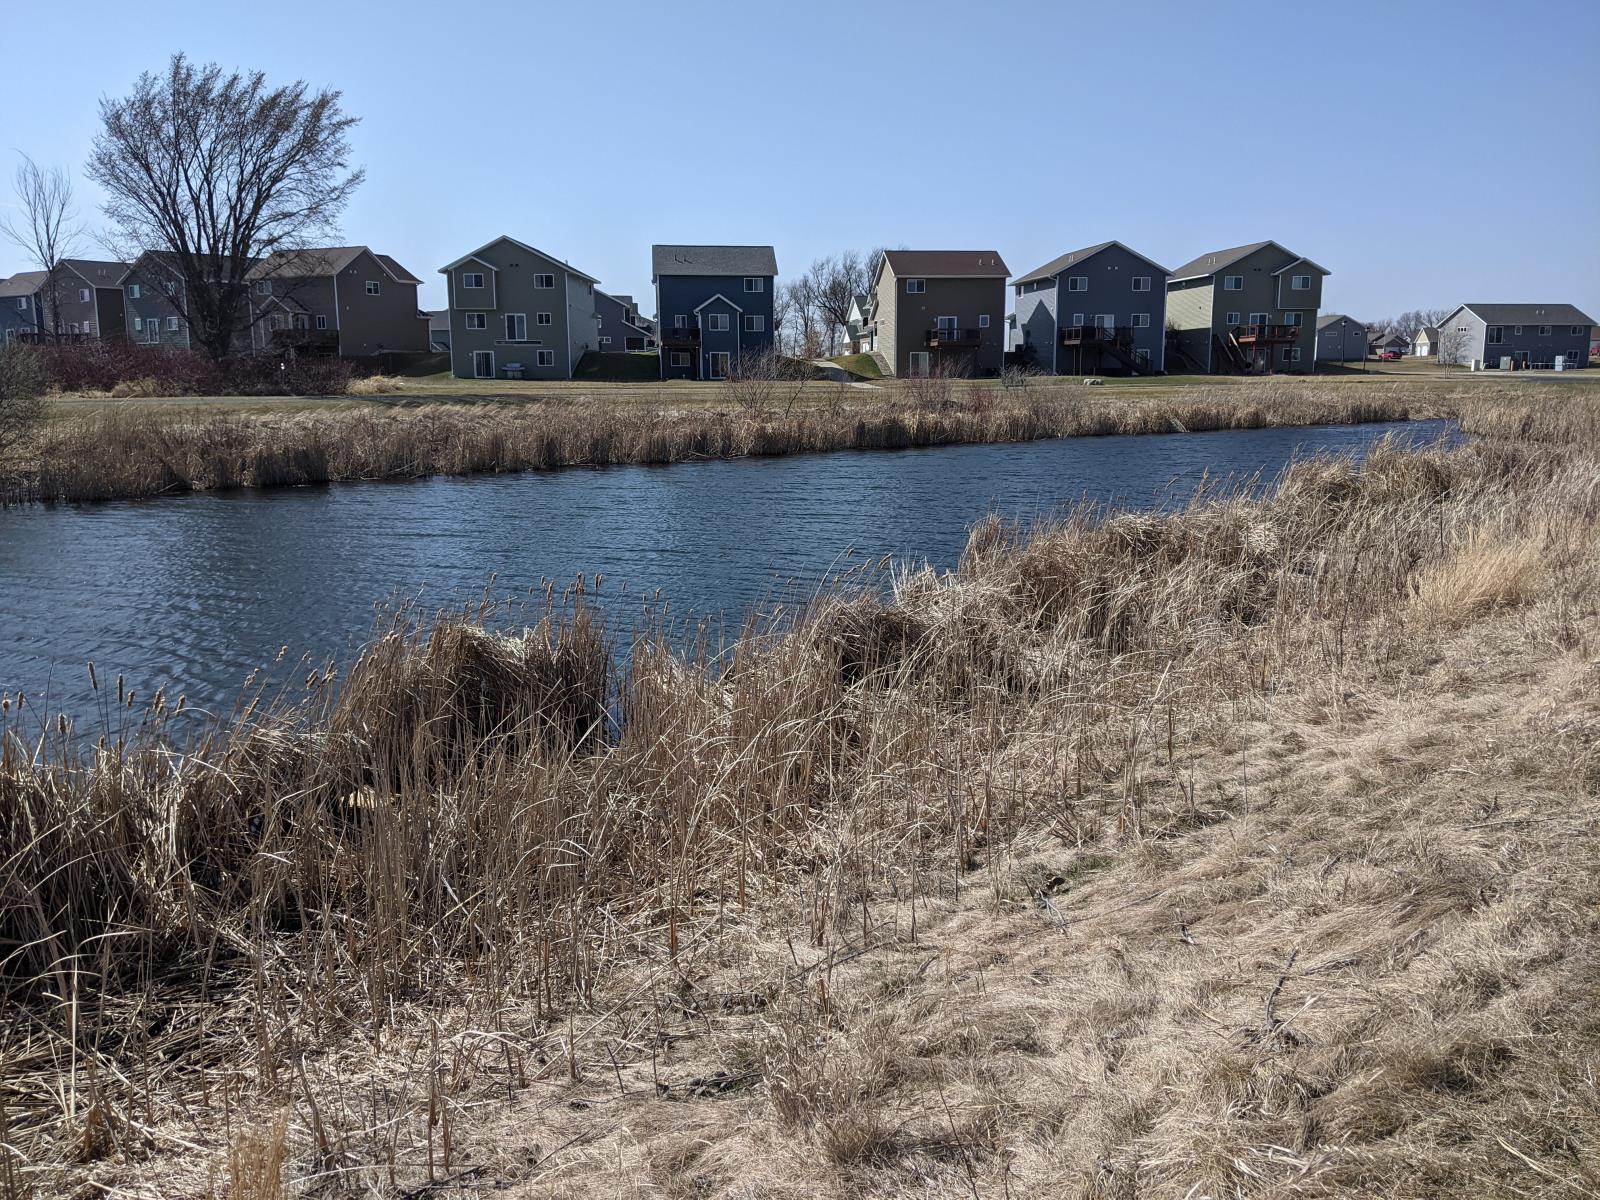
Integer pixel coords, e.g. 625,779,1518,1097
1165,241,1329,374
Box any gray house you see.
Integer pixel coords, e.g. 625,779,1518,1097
653,245,777,380
1313,314,1368,364
246,247,430,358
0,272,48,344
1166,241,1328,373
0,260,127,342
1368,330,1410,358
440,236,601,380
427,309,450,353
595,289,654,350
869,250,1009,377
1012,241,1169,375
121,251,255,354
1435,304,1593,369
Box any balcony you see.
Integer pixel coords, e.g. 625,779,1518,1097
925,327,981,349
1232,324,1301,345
1060,324,1134,347
660,325,701,347
269,327,338,351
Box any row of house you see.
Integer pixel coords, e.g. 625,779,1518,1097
0,247,432,358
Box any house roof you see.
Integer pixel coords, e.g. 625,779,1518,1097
652,244,778,279
440,236,600,284
1370,330,1407,345
1169,240,1330,282
1417,325,1439,341
1012,241,1169,286
127,249,254,280
881,250,1009,278
1450,303,1596,326
248,247,422,285
0,270,48,297
426,309,450,328
61,258,130,287
1315,313,1363,331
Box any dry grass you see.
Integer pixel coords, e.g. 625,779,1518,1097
2,413,1600,1196
345,374,404,396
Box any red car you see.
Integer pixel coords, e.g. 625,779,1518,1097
1380,349,1403,361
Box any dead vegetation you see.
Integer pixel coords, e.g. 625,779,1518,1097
2,407,1600,1197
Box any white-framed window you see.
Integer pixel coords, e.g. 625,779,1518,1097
1486,326,1503,344
1284,312,1302,327
1131,313,1150,328
1133,348,1152,366
978,313,990,328
1513,325,1523,335
504,313,527,341
674,314,688,329
533,273,555,289
254,281,272,295
907,351,931,376
905,278,925,294
166,316,179,331
1291,275,1311,290
599,336,611,345
537,312,552,326
670,351,690,367
78,288,90,303
743,277,763,293
1067,276,1087,292
1538,324,1551,336
1224,275,1243,291
127,283,141,299
1287,347,1302,362
15,297,26,310
316,315,328,330
743,314,764,332
1131,276,1150,292
133,317,143,331
707,350,730,379
465,312,487,330
83,321,95,335
707,313,729,332
1070,312,1084,326
536,349,555,366
1248,312,1269,326
365,280,380,296
1225,312,1240,326
462,272,485,289
472,350,494,378
1571,325,1584,335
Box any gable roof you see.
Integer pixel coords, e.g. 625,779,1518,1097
60,258,130,288
0,270,48,297
249,247,422,285
127,249,254,279
652,245,777,279
426,308,450,328
1416,325,1439,341
1012,241,1169,286
1169,240,1330,282
1449,303,1596,326
881,250,1009,279
693,292,744,314
439,236,599,284
1315,313,1363,332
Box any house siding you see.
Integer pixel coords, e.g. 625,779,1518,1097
1464,314,1592,369
875,266,1005,377
335,252,429,356
654,273,775,379
446,239,590,380
122,259,194,350
1164,279,1213,371
1013,280,1057,372
595,291,651,350
1314,320,1367,362
1022,244,1168,375
1167,244,1324,373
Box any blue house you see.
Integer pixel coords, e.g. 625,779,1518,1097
1011,241,1169,375
652,245,777,380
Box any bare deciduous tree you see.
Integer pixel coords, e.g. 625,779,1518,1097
87,54,364,361
727,345,811,417
0,155,83,340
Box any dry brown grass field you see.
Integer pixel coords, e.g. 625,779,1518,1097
2,388,1600,1198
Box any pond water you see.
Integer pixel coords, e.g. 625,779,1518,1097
0,420,1457,730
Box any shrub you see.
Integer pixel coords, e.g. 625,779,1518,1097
0,343,48,460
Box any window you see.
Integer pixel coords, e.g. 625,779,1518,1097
83,322,95,335
163,280,177,297
674,314,689,329
78,288,90,303
1486,326,1503,345
1282,346,1296,361
504,313,527,341
908,351,931,376
707,351,731,379
462,272,485,289
743,277,763,293
128,283,141,299
743,314,765,332
670,351,691,367
1133,348,1152,366
1132,276,1151,292
599,336,611,345
1283,312,1302,327
1070,312,1084,326
533,273,555,289
316,315,328,330
133,317,143,331
14,298,25,310
1538,325,1551,336
254,281,272,296
166,316,179,331
978,314,990,328
1225,312,1240,326
472,350,495,378
1248,312,1269,326
1224,275,1243,291
465,312,487,330
707,313,730,332
1291,275,1311,290
1571,325,1584,335
1131,313,1150,328
1513,325,1523,335
905,278,926,294
536,350,555,367
537,312,552,326
1067,276,1087,292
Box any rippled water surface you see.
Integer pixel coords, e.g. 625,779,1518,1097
0,420,1457,727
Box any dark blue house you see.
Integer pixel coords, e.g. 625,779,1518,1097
652,245,777,380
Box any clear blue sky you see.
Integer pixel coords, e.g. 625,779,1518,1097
4,0,1597,321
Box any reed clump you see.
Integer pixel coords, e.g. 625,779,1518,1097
3,423,1599,1196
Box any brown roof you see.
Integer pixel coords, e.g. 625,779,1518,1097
249,246,421,285
881,250,1009,278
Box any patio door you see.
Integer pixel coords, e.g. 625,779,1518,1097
936,315,957,334
472,350,494,379
707,351,730,380
1096,314,1115,334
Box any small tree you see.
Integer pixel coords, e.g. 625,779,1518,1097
0,156,83,341
87,55,364,361
727,346,810,417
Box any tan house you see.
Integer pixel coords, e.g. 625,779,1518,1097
868,250,1009,376
246,246,430,358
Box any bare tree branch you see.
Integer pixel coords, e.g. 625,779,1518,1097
0,155,84,340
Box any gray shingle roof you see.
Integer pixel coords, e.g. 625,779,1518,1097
1012,241,1171,286
1456,303,1595,326
61,258,130,287
1315,313,1362,331
249,247,422,285
0,270,48,297
1168,241,1282,281
881,250,1009,278
652,245,778,278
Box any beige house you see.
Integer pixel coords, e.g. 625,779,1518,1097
868,250,1009,377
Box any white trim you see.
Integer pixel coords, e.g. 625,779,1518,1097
532,273,555,289
1066,276,1087,292
978,313,990,328
742,314,765,332
707,312,730,333
536,349,556,367
536,312,553,325
1223,275,1243,291
693,292,745,314
1131,276,1151,292
464,312,488,330
743,277,764,292
706,350,731,379
905,278,926,294
504,312,527,341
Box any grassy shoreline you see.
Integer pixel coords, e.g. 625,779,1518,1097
4,392,1599,1195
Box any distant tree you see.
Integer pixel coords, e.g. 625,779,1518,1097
87,54,364,360
0,155,83,340
806,250,880,355
1436,321,1473,366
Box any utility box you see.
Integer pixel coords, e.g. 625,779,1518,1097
1555,357,1567,372
1500,356,1515,371
1470,359,1482,371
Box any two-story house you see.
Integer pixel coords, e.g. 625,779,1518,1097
595,289,654,351
653,245,778,380
0,260,128,342
246,247,430,358
844,293,872,354
1434,304,1593,369
1165,241,1329,374
121,250,256,354
1011,241,1169,375
870,250,1008,377
1313,314,1368,364
440,236,601,380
